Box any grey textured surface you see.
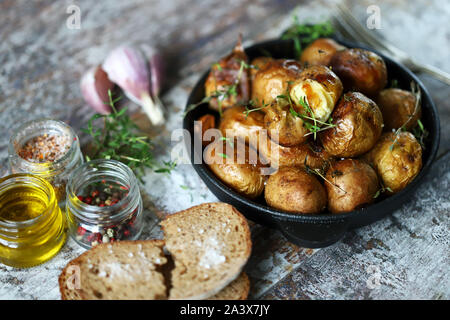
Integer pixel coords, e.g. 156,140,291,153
0,0,449,299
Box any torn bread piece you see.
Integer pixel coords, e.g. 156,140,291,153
161,202,252,300
59,240,168,300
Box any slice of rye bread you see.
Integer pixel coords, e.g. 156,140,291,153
59,240,168,300
161,202,252,300
207,272,250,300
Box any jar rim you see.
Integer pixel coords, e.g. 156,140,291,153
0,173,57,228
66,159,140,222
8,118,80,173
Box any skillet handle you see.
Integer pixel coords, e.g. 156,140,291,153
276,219,350,248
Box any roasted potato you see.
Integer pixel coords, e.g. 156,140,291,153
218,107,331,170
204,138,265,199
364,132,422,193
265,166,327,214
263,100,309,146
330,48,387,97
250,56,273,82
289,65,343,123
194,114,216,146
219,105,265,146
325,159,379,214
376,88,421,131
258,136,333,171
320,92,383,157
300,38,346,66
251,59,303,107
205,38,250,112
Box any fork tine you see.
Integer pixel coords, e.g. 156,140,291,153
331,15,370,45
335,3,390,51
335,3,409,59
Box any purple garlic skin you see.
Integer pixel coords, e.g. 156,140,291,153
140,44,164,97
102,46,164,125
80,66,115,114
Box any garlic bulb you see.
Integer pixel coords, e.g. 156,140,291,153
102,46,165,126
80,66,115,114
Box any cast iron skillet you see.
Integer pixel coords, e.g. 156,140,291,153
183,38,440,248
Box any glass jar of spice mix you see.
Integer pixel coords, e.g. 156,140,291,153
0,174,67,268
8,119,83,205
65,159,144,249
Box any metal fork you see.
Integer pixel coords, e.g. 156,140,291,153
331,2,450,86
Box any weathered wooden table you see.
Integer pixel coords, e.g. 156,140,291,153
0,0,448,299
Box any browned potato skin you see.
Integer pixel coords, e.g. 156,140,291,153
330,48,387,97
205,39,250,112
300,38,346,66
250,56,273,82
218,107,332,170
263,101,309,147
325,159,379,214
258,137,333,171
204,139,265,199
376,88,421,131
194,114,216,146
251,59,303,107
219,105,265,146
364,132,422,193
265,166,327,214
320,92,383,158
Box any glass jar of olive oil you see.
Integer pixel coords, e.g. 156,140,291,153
8,119,83,205
0,174,67,268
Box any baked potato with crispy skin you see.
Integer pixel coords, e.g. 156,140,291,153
300,38,346,66
330,48,387,97
376,88,421,131
194,114,216,146
219,105,265,146
251,59,303,107
265,166,327,214
258,136,333,171
204,138,265,199
263,100,309,147
320,92,383,157
250,56,273,82
289,65,343,123
325,159,379,214
205,38,250,112
364,131,422,193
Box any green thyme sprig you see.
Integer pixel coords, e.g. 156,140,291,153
281,16,334,59
82,90,176,181
243,100,269,118
373,185,393,198
304,156,347,194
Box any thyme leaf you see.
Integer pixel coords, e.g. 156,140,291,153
83,90,176,181
280,16,334,59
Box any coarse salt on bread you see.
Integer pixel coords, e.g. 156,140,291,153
59,240,168,300
161,202,252,300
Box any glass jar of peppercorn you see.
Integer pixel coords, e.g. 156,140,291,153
8,119,83,205
65,159,144,249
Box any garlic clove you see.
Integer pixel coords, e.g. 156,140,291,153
140,44,164,98
80,66,115,114
102,46,165,126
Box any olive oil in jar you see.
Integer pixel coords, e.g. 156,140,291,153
0,174,67,268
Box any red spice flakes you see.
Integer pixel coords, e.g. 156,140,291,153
17,133,71,163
